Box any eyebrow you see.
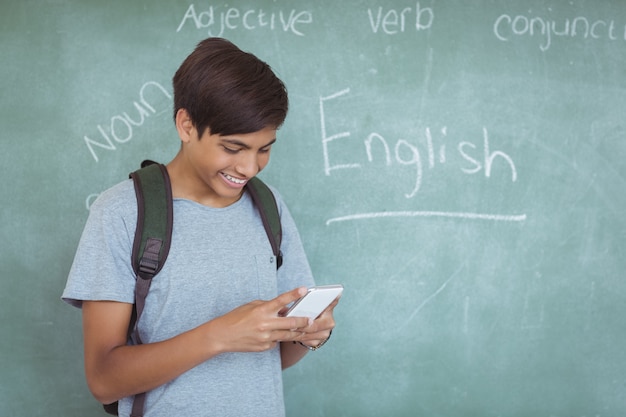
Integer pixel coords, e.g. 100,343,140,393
220,137,277,150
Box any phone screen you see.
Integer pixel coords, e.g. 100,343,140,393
285,285,343,319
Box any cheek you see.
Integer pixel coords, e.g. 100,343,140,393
258,153,271,170
202,152,231,171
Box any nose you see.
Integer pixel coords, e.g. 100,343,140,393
235,152,260,178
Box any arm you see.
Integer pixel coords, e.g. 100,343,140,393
83,288,310,405
280,296,340,369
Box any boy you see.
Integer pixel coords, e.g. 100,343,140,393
62,37,338,417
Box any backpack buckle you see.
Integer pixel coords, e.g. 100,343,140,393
138,237,163,278
138,257,159,276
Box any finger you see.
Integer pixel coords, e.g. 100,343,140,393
275,329,308,343
299,330,331,344
280,315,310,331
308,310,336,332
268,287,308,312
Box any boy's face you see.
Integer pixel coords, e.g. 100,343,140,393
182,125,277,207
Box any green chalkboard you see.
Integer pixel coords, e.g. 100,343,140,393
2,0,625,416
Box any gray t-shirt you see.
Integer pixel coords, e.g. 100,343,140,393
62,179,315,417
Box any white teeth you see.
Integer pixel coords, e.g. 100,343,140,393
224,173,246,184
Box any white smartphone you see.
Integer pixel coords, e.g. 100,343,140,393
284,285,343,319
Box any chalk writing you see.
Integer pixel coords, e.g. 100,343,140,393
320,88,360,175
176,4,313,37
326,211,527,226
494,12,626,51
320,88,526,224
367,2,434,34
85,193,99,210
321,89,518,198
83,81,171,162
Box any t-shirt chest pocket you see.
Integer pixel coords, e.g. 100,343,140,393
254,254,278,300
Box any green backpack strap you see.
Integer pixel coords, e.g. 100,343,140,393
130,161,173,281
246,177,283,268
127,160,173,343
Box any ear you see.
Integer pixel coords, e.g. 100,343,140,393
175,108,195,143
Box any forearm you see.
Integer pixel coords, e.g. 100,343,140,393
280,341,309,369
86,321,220,405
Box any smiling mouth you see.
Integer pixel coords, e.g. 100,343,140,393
222,173,247,185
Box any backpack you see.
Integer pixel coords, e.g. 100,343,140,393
103,160,283,416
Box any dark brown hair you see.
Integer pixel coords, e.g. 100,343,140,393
173,38,289,137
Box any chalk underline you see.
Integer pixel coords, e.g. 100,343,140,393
325,211,527,226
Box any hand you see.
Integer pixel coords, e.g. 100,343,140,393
297,295,340,347
209,287,311,353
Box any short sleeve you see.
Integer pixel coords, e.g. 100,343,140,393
61,180,137,308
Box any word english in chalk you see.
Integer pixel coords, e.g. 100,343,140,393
320,89,518,199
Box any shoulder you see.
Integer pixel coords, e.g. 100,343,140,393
88,179,137,220
82,179,139,242
90,179,136,210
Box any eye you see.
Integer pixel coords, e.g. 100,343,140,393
259,146,272,154
222,146,240,154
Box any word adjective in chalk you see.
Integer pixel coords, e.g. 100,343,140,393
83,81,171,163
367,2,434,34
494,12,626,51
176,4,313,37
320,89,518,199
